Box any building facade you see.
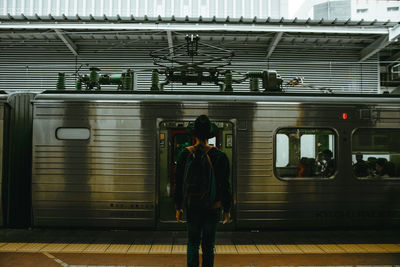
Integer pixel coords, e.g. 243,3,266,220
351,0,400,21
294,0,400,22
313,0,351,20
0,0,288,19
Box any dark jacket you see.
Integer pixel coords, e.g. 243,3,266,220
174,146,232,213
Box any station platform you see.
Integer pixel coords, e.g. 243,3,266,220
0,228,399,267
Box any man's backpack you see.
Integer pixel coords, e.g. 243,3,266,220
183,145,217,209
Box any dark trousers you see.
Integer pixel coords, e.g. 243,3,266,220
187,208,220,267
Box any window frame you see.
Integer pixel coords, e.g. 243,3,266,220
273,127,338,181
356,8,368,13
55,127,91,141
387,6,399,12
351,127,400,181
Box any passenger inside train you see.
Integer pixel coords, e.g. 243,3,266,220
321,149,335,177
353,153,369,177
276,128,336,178
352,128,400,179
297,157,315,177
351,155,398,179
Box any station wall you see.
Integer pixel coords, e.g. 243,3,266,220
0,38,379,93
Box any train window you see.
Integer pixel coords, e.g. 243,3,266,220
275,128,336,179
56,128,90,140
276,134,289,167
352,128,400,179
208,137,216,146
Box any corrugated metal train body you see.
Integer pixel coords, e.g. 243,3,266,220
31,93,400,229
32,102,156,227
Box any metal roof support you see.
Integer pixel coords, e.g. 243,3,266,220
54,29,78,56
360,35,388,62
266,32,283,59
167,30,174,56
389,24,400,42
360,24,400,62
386,50,400,66
0,23,389,35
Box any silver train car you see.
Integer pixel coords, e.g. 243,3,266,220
0,92,8,227
31,92,400,229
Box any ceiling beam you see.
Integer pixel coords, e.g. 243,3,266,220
266,32,283,59
54,29,78,56
360,35,388,62
0,22,389,35
360,24,400,62
166,30,174,56
389,24,400,42
384,50,400,66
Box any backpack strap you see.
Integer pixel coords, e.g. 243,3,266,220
186,145,196,154
186,145,214,154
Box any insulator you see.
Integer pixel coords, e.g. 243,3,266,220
151,70,160,91
123,74,133,90
89,68,100,83
250,78,259,92
56,72,65,90
76,80,82,91
224,70,233,92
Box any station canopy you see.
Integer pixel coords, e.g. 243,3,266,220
0,14,399,93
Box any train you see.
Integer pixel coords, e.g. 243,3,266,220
1,90,400,230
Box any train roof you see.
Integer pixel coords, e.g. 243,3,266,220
32,91,400,105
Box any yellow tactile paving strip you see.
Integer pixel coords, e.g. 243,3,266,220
83,243,110,253
0,242,399,254
377,244,400,253
149,244,172,254
215,244,237,254
358,243,388,253
318,244,346,253
298,244,325,254
128,244,152,254
276,244,303,254
256,244,281,254
235,244,259,254
18,243,47,252
171,244,187,254
61,243,90,253
0,242,26,251
105,244,130,253
337,244,365,253
40,243,68,252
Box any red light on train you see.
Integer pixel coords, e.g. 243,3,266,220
342,113,348,120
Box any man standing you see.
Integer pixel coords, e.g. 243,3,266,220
174,115,232,267
321,149,335,177
353,153,368,177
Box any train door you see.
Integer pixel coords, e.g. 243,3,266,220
158,120,234,230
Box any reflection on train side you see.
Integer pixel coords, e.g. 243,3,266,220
352,128,400,179
275,128,336,179
158,121,233,223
